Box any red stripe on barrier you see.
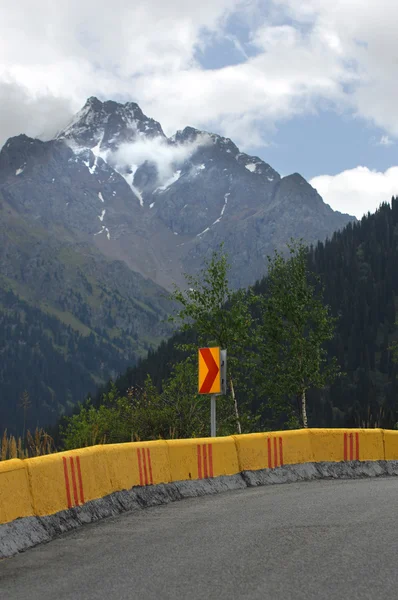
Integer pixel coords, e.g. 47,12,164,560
70,457,79,506
147,449,153,485
279,437,284,466
142,447,149,485
355,432,359,461
203,445,208,479
76,456,85,505
349,433,354,461
344,433,348,461
208,444,214,478
267,437,272,469
62,456,72,509
197,445,202,479
274,437,278,467
137,448,144,486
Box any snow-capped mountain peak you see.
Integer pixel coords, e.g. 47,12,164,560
57,96,165,153
0,97,355,290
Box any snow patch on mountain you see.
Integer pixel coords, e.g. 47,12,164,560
131,185,144,207
59,101,94,139
89,133,106,173
154,170,181,193
94,225,111,240
121,168,144,207
197,226,210,237
213,192,230,225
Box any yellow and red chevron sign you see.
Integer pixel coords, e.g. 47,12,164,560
198,347,221,394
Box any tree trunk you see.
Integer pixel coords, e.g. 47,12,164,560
23,409,26,448
301,389,308,428
230,378,242,434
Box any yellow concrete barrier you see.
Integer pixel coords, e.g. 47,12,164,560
26,446,113,516
26,453,82,516
0,459,33,525
1,428,395,525
355,429,384,461
233,428,386,472
382,430,398,460
310,428,347,462
166,437,239,482
104,441,171,490
278,430,314,466
309,428,384,463
233,430,313,471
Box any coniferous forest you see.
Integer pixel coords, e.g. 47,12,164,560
0,288,131,435
306,199,398,428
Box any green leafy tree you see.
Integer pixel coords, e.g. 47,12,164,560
124,375,175,441
160,359,209,437
169,246,256,433
257,240,340,427
62,366,218,448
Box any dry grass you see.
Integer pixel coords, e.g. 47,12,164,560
0,428,56,461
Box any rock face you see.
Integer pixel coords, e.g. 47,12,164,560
0,97,354,291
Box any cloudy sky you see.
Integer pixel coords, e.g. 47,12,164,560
1,0,398,218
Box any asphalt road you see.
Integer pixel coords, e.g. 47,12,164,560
2,478,398,599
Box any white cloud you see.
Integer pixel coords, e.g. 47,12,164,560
111,134,211,183
378,135,394,147
133,25,349,147
0,79,75,143
272,1,398,134
1,0,398,151
310,166,398,218
0,0,239,146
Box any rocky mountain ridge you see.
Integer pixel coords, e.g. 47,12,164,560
0,97,355,291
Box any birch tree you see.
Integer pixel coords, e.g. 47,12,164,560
169,246,255,434
258,241,340,427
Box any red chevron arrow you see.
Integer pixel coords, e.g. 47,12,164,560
199,348,219,393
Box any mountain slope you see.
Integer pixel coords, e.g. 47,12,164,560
0,190,172,433
1,97,354,291
0,286,131,433
90,200,398,431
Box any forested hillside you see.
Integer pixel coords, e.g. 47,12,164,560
0,287,134,434
306,200,398,428
0,196,173,435
88,199,398,432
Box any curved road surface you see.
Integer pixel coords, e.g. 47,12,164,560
2,478,398,599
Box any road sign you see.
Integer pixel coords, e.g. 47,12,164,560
198,347,221,394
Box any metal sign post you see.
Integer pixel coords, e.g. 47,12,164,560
198,347,227,438
211,395,216,437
